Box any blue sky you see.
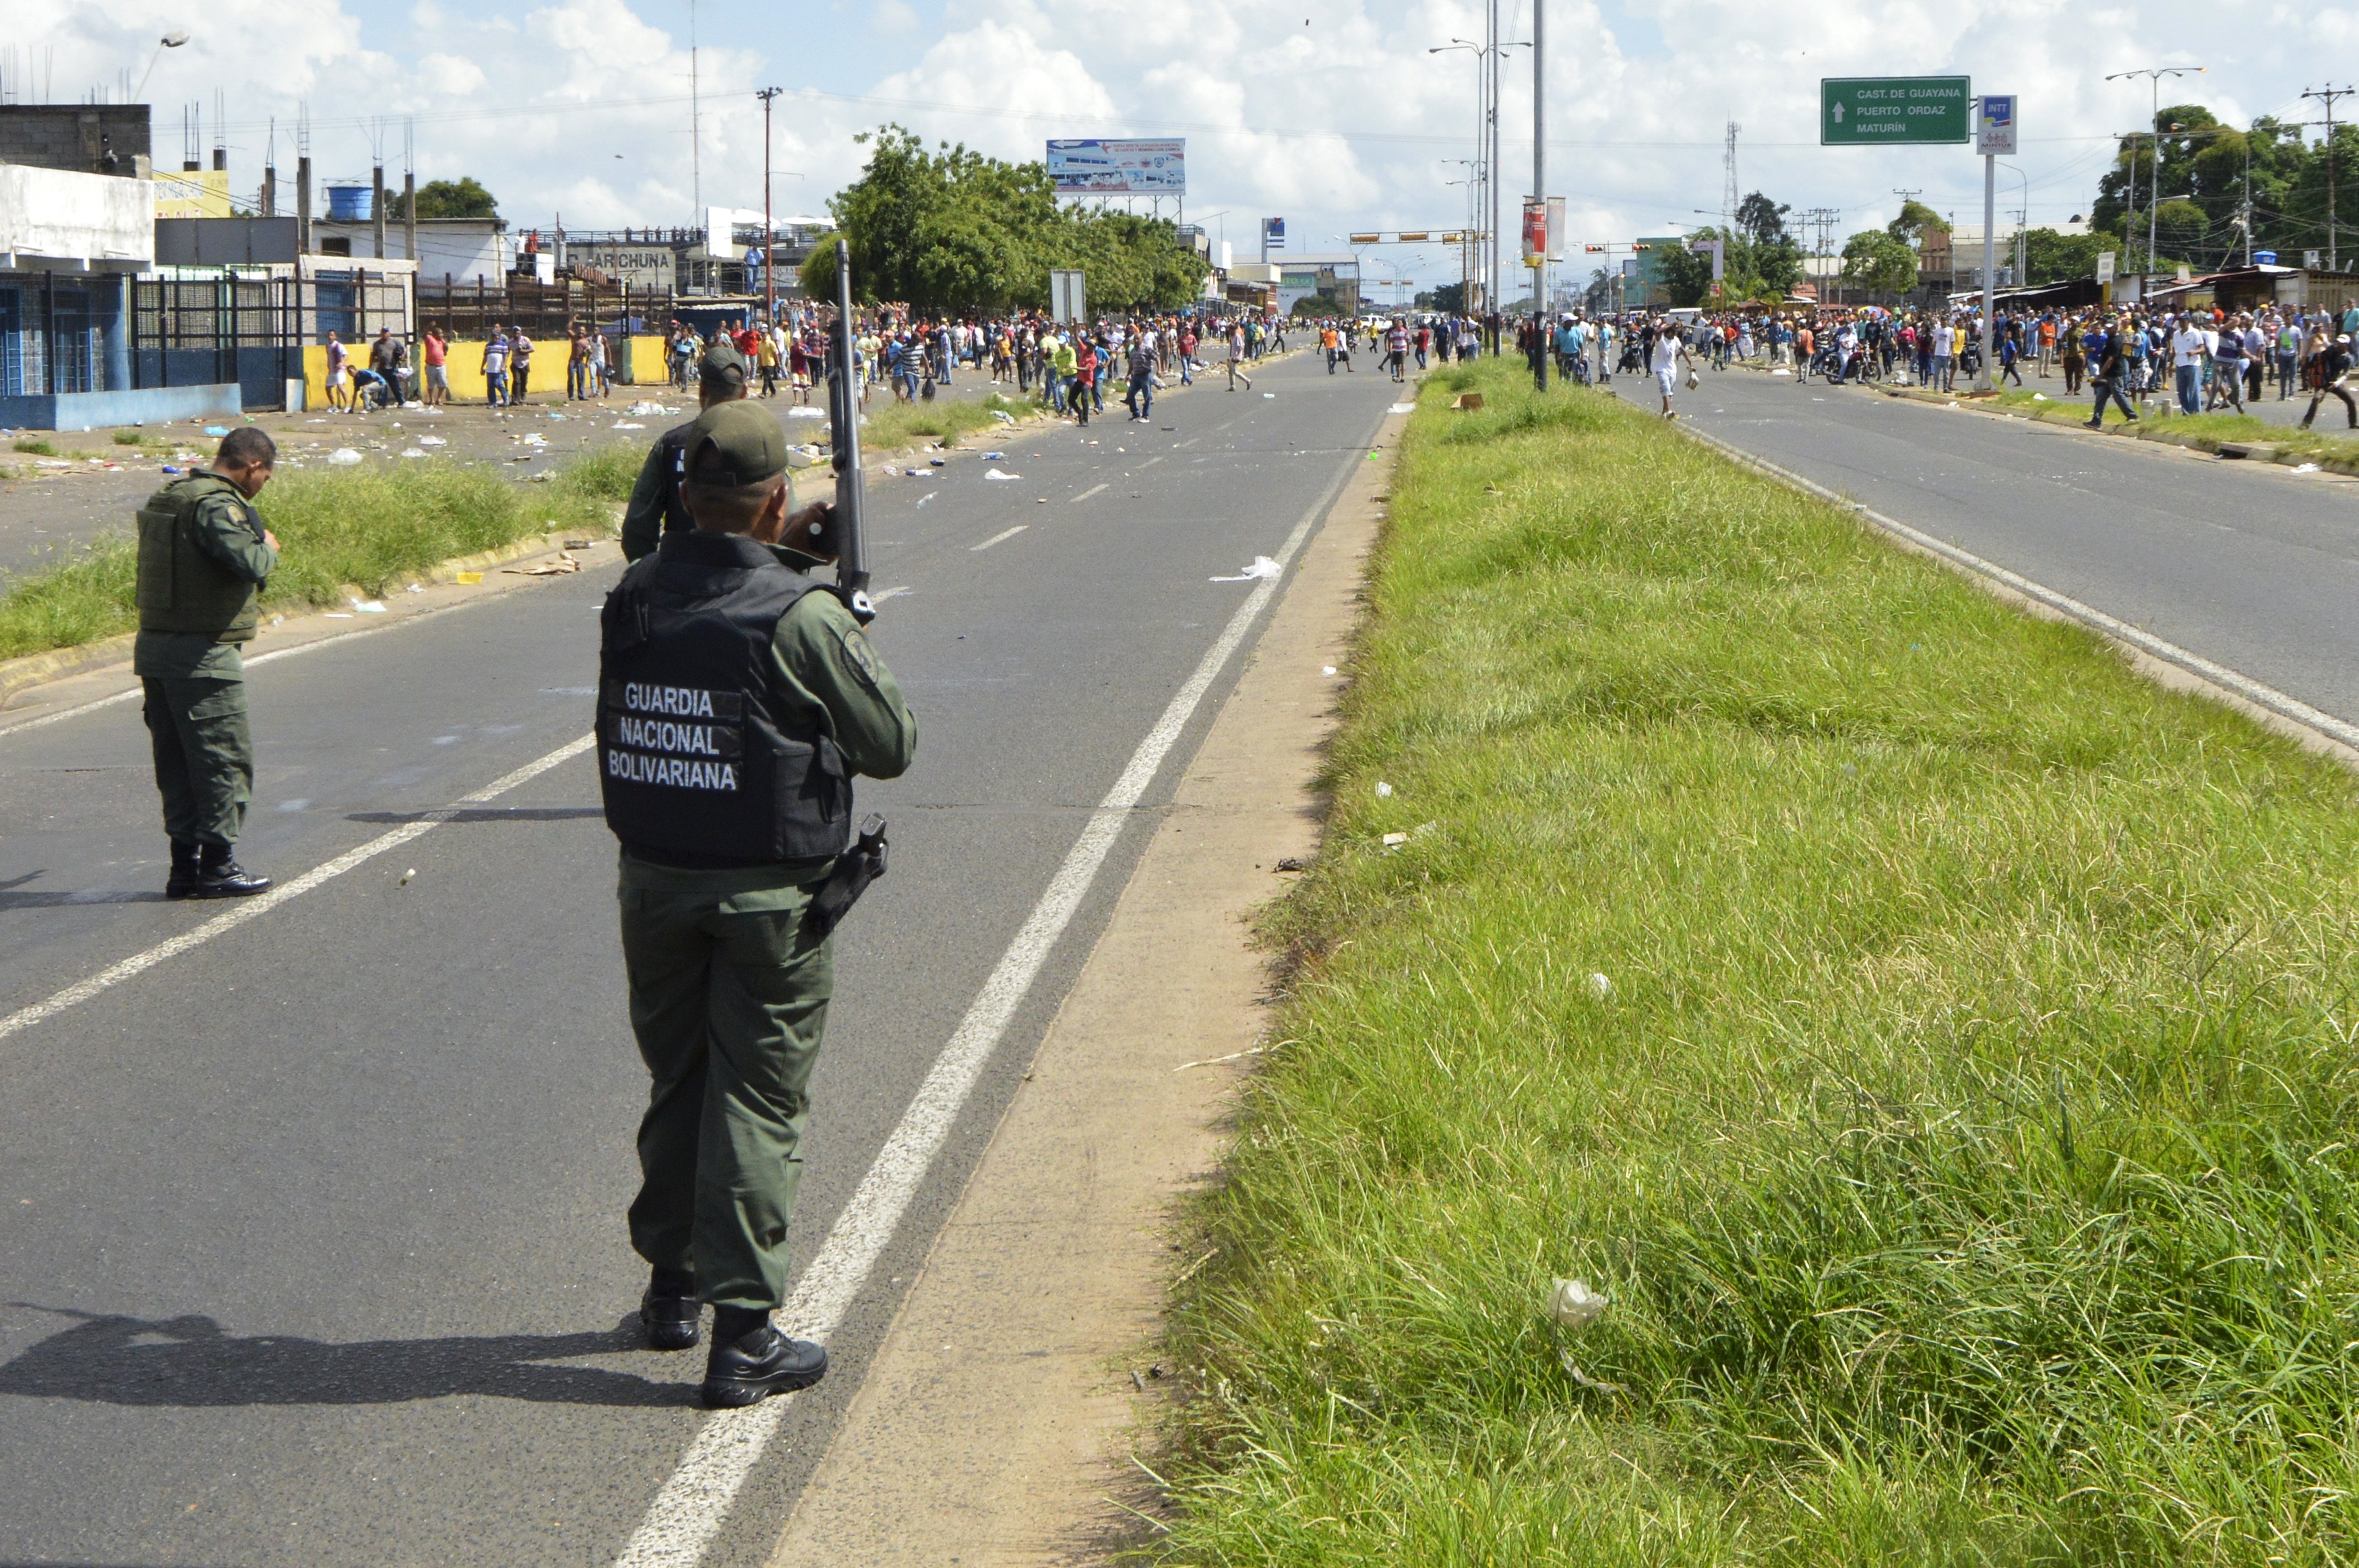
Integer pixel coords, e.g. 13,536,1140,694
20,0,2343,294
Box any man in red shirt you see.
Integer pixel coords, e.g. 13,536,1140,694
422,326,449,408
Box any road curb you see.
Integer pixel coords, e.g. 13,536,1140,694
760,383,1412,1567
1672,418,2359,771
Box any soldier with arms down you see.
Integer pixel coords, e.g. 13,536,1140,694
598,400,915,1407
620,340,754,564
134,427,281,898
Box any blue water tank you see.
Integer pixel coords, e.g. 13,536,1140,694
326,184,373,222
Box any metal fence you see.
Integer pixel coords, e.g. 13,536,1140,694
417,279,672,344
130,272,412,407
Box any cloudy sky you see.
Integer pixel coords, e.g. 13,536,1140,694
14,0,2339,292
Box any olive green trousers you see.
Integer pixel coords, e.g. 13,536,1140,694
619,882,833,1311
142,675,253,848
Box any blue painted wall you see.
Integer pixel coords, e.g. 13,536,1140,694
0,383,243,432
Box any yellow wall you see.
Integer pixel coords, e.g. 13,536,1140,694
301,336,672,407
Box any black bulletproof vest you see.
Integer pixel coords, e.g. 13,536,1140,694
598,531,853,868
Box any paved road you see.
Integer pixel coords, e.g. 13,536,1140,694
1593,361,2359,728
0,351,1388,1565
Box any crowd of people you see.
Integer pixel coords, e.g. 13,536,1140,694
1500,294,2359,431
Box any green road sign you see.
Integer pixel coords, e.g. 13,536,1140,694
1820,77,1972,146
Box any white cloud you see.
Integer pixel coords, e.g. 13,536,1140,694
9,0,2333,287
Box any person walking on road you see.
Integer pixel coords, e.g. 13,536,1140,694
622,341,754,563
1225,322,1252,391
133,428,281,899
2300,334,2358,430
600,400,916,1408
1124,329,1159,421
1649,317,1696,419
2086,320,2138,429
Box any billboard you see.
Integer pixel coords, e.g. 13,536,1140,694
1047,138,1186,195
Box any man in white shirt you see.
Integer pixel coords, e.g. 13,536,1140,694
1649,319,1696,418
2170,315,2209,415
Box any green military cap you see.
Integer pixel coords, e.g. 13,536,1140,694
686,400,787,487
700,340,749,388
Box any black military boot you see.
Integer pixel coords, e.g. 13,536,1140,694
640,1267,701,1351
192,844,272,899
164,840,202,900
700,1307,826,1408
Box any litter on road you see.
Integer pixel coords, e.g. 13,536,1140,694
327,448,363,465
984,468,1022,481
1211,555,1283,582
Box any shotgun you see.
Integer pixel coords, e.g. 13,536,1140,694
826,239,874,624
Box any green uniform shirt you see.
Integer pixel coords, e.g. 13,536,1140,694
618,542,915,904
133,478,278,679
619,433,683,565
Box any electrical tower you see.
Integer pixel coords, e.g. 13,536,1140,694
2303,84,2353,271
1723,122,1741,230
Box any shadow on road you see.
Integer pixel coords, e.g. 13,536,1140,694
0,1307,687,1408
0,889,171,910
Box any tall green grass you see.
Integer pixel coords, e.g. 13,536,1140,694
1160,356,2359,1565
860,389,1035,451
0,449,626,662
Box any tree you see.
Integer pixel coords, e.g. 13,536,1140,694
822,125,1206,311
1840,229,1918,297
797,232,848,302
1422,280,1468,315
1290,291,1343,318
1736,191,1791,249
1887,200,1944,244
408,177,497,219
1656,237,1717,307
2021,227,2110,285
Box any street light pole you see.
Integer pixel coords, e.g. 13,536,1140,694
2108,67,2202,282
133,30,189,102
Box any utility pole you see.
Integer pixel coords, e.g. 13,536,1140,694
2304,84,2353,271
1487,0,1501,346
1797,206,1839,296
1723,122,1741,232
758,86,781,323
1531,0,1545,388
2108,67,2203,282
688,0,702,226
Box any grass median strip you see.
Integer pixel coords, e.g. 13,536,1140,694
0,444,638,663
1160,356,2359,1564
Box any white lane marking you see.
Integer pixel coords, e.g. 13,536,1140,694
1070,482,1109,503
1681,425,2359,753
870,586,913,605
970,526,1028,552
0,734,596,1047
607,423,1372,1568
1138,456,1163,470
0,587,587,741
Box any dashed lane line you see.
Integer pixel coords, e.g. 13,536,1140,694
970,526,1029,551
0,733,596,1046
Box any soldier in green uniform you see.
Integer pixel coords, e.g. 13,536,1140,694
134,427,281,899
598,400,916,1408
619,341,752,563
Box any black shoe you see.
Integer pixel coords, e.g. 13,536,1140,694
164,840,202,900
640,1272,701,1351
700,1318,827,1408
193,848,272,898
